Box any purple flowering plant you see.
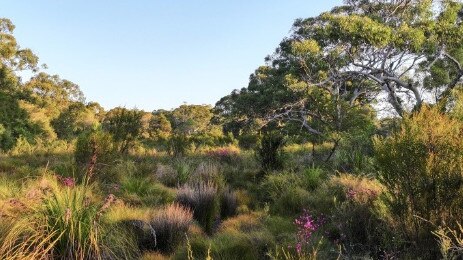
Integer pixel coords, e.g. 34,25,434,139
294,209,325,255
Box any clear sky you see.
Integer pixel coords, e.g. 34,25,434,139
2,0,341,111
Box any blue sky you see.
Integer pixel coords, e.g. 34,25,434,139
2,1,341,111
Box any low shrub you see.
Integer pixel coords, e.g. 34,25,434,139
264,216,295,244
155,159,194,187
174,230,274,260
272,187,312,216
177,182,220,234
374,106,463,257
308,174,397,258
302,167,326,191
219,212,265,234
149,203,193,253
222,157,259,189
259,172,303,203
74,128,116,173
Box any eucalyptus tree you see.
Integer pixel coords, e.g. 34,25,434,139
0,18,42,150
217,0,463,156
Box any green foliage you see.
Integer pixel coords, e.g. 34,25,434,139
24,72,84,112
0,18,39,72
149,112,172,146
176,213,275,260
8,137,71,156
237,134,259,150
167,134,192,157
0,92,41,151
119,177,175,206
375,106,463,256
75,128,115,166
103,107,143,154
255,132,285,173
259,172,302,203
334,123,376,173
0,124,14,152
327,175,394,257
272,187,311,216
302,167,326,191
0,176,138,259
52,102,99,140
169,105,213,136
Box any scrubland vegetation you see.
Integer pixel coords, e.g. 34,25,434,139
2,0,463,259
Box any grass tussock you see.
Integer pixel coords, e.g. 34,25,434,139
177,182,219,234
149,203,193,253
0,174,138,260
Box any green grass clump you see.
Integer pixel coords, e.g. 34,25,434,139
119,176,176,206
272,187,311,216
258,172,303,203
0,175,138,259
302,166,326,190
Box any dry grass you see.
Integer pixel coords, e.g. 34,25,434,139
149,203,193,253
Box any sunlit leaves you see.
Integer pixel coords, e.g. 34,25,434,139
290,39,320,56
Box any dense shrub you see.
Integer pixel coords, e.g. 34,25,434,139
375,106,463,256
238,134,259,150
272,187,311,216
327,175,394,258
103,107,144,154
222,156,259,189
334,123,376,173
167,135,191,157
255,132,286,173
177,182,220,234
75,128,115,167
149,203,193,253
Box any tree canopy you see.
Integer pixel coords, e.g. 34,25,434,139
216,0,463,145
